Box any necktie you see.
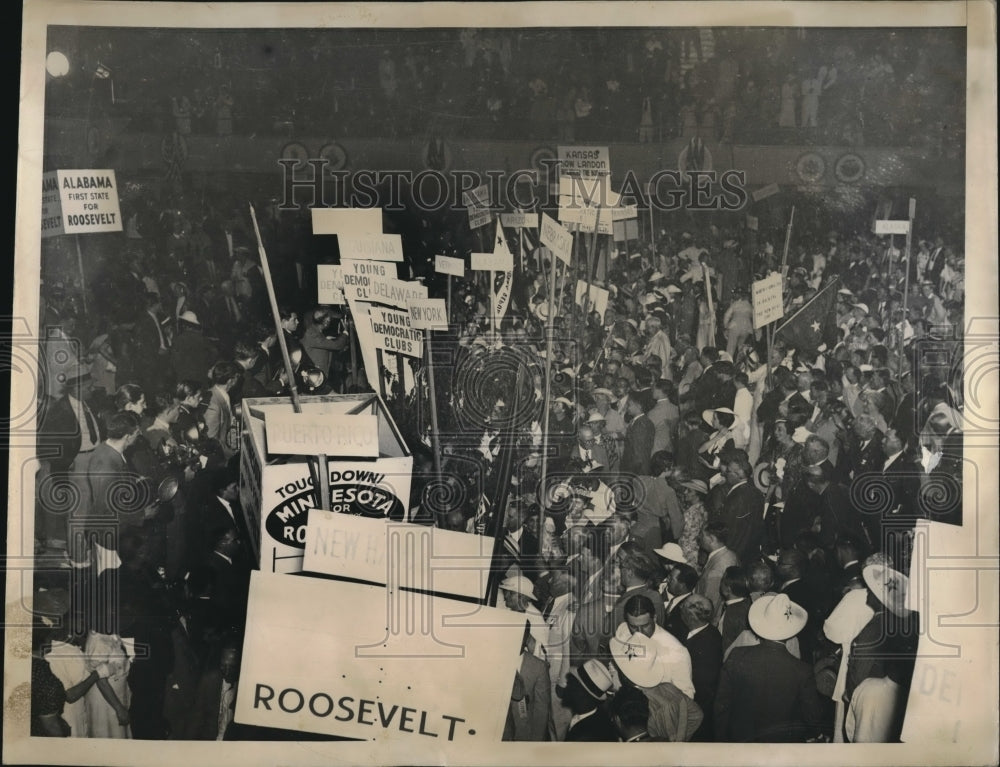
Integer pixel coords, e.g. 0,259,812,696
84,406,98,444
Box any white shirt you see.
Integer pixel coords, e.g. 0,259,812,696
687,624,709,641
569,708,598,731
883,451,903,471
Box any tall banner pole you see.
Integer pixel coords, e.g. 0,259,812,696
446,275,452,324
347,316,358,391
647,182,656,250
490,270,497,341
75,236,88,314
899,198,916,383
780,205,796,274
250,204,330,512
704,263,717,346
538,236,559,545
580,229,599,327
425,329,442,480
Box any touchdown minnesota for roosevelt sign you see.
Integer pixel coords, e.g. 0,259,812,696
236,572,526,744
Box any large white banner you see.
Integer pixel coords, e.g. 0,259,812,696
235,571,525,743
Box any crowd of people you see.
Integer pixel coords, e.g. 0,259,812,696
54,26,964,150
30,161,965,744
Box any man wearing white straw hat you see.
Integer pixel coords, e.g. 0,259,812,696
715,593,826,742
842,563,919,743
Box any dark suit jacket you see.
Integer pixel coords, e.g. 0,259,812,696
715,641,826,742
720,482,765,565
845,432,885,480
816,482,872,551
663,592,692,641
780,578,828,663
85,442,145,526
621,414,655,477
718,598,751,653
565,705,619,742
170,329,219,385
37,395,82,472
685,625,723,738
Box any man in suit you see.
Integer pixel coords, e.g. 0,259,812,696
715,593,826,742
503,625,552,741
179,641,241,739
37,362,103,547
557,659,617,741
717,566,752,653
661,561,698,641
648,379,680,453
83,410,151,533
610,546,666,634
620,389,656,478
204,361,241,457
198,466,251,567
803,462,872,554
572,425,612,474
778,435,834,549
170,311,218,386
695,522,740,618
776,548,827,663
718,452,765,565
132,292,172,394
923,236,946,290
844,414,885,481
681,593,723,741
230,339,267,408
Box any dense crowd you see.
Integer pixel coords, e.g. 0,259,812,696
30,169,964,743
54,27,964,149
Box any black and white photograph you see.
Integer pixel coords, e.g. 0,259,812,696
5,2,998,765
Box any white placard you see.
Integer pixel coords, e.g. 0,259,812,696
317,265,345,304
540,213,573,265
575,280,610,320
875,219,912,235
558,202,598,232
499,212,538,229
752,272,785,329
470,251,513,272
463,184,492,230
265,413,379,457
41,171,64,238
407,298,448,330
311,207,382,235
557,145,611,178
341,259,393,302
303,510,491,600
235,572,525,743
44,169,123,235
369,306,423,358
435,255,465,277
337,234,404,262
368,278,428,310
746,214,759,231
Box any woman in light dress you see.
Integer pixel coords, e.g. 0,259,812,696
83,630,132,738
